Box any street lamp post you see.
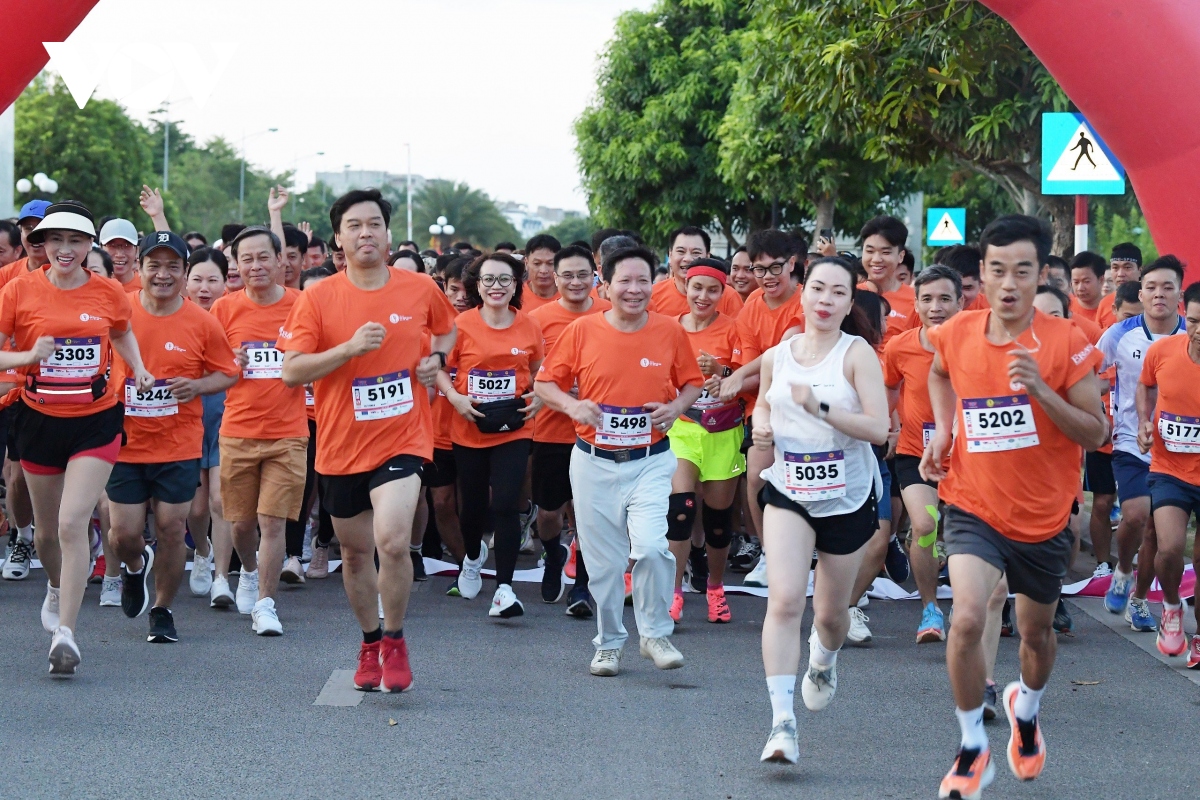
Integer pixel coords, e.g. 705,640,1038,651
239,127,279,221
406,143,413,243
15,172,58,198
428,215,455,253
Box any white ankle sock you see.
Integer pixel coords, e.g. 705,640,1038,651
810,634,839,669
956,706,988,751
1013,677,1044,721
17,525,33,542
766,674,796,722
1164,601,1182,612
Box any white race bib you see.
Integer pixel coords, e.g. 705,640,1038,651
242,340,284,379
351,371,413,421
922,422,936,449
961,394,1038,453
597,404,651,447
124,378,178,417
691,386,724,411
1158,411,1200,453
304,385,315,407
42,336,101,378
467,368,517,402
783,451,846,500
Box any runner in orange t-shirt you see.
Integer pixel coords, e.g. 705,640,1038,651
0,201,153,676
210,226,308,635
537,244,702,677
664,259,745,625
649,226,743,317
856,215,917,345
920,215,1107,799
1069,251,1107,323
106,233,238,643
99,218,145,294
882,265,962,644
729,246,757,303
280,188,456,693
528,244,610,613
521,233,561,310
1136,288,1200,663
436,254,544,615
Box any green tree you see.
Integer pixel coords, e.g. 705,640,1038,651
384,180,519,250
541,214,593,246
754,0,1080,250
575,0,753,248
1092,203,1157,264
15,75,155,222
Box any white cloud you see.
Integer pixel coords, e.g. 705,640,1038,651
47,0,652,213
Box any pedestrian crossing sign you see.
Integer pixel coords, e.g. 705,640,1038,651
1041,112,1125,195
926,208,966,246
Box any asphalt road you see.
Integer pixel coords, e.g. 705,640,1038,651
1,559,1196,800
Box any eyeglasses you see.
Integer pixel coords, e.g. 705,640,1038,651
479,274,514,288
557,271,593,283
751,262,787,277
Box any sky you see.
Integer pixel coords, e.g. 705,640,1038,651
49,0,653,213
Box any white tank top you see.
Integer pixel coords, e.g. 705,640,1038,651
761,332,882,517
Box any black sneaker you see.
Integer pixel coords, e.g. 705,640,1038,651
688,546,709,593
728,535,761,573
1053,597,1073,633
541,543,567,604
1000,599,1014,637
147,606,178,643
121,545,155,619
982,680,998,721
884,534,910,583
410,548,427,581
566,585,594,618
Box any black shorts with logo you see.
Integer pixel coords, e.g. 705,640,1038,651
321,454,424,519
531,441,574,511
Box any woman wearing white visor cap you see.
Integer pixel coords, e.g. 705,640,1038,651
0,200,154,676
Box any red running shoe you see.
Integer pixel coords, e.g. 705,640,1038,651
89,555,106,584
565,539,577,580
1187,635,1200,670
380,636,414,693
624,572,633,606
354,641,382,691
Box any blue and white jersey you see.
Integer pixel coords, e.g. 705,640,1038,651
1097,313,1185,461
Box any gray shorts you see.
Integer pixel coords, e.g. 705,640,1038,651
943,505,1071,605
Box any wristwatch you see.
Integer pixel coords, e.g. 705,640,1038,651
432,351,447,368
817,401,830,420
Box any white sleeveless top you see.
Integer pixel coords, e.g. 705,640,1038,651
761,332,882,517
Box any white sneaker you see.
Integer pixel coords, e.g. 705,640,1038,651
41,582,61,632
760,718,799,763
744,555,768,588
189,550,213,596
99,576,122,607
378,595,385,620
801,662,837,711
3,537,33,580
489,583,524,618
590,648,622,677
639,635,684,669
458,541,488,600
846,607,872,645
280,556,305,585
48,626,81,675
251,597,283,636
210,575,235,609
1092,561,1113,579
856,593,870,609
235,569,259,615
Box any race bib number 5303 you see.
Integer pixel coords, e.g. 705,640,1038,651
42,336,101,378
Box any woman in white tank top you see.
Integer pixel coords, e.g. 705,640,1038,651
754,257,891,765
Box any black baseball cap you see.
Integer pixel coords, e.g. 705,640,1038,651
139,231,190,261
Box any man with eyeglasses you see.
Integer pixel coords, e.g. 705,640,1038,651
529,244,611,616
649,226,743,317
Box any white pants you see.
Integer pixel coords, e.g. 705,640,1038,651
570,445,677,650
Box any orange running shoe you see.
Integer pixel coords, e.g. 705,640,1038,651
624,572,633,605
565,539,577,580
670,591,684,622
706,585,731,623
354,641,382,691
380,635,414,693
1188,635,1200,670
1003,682,1046,781
1156,605,1186,656
938,748,994,799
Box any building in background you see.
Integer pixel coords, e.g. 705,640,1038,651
498,202,581,240
315,169,426,197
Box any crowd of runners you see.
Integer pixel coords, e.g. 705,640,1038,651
0,183,1195,800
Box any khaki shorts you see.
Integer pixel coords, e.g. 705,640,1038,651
219,436,308,522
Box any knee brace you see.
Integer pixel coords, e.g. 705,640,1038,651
703,504,734,549
666,492,697,541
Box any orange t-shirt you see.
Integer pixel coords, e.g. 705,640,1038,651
736,289,804,363
1095,293,1117,329
677,313,742,429
537,312,704,448
279,269,457,474
964,293,990,312
529,297,611,444
114,295,238,463
1141,335,1200,485
521,288,559,311
650,279,744,318
0,268,133,418
0,257,37,291
1072,314,1103,345
882,326,938,459
858,282,917,345
118,273,142,293
1070,295,1101,323
446,308,545,449
927,309,1103,543
210,287,308,440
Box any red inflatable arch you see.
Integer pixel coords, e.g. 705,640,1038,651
984,0,1200,282
0,1,99,112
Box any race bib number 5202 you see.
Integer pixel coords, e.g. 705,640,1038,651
961,394,1038,453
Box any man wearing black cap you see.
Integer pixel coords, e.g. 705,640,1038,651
106,232,239,642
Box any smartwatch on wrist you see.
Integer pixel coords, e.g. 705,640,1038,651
432,351,447,368
817,401,830,420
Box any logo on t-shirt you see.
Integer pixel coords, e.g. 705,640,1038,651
164,341,186,352
510,347,529,356
390,314,412,323
79,313,102,322
639,358,662,368
1072,343,1096,366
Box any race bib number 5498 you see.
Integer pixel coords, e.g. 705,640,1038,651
596,404,651,447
